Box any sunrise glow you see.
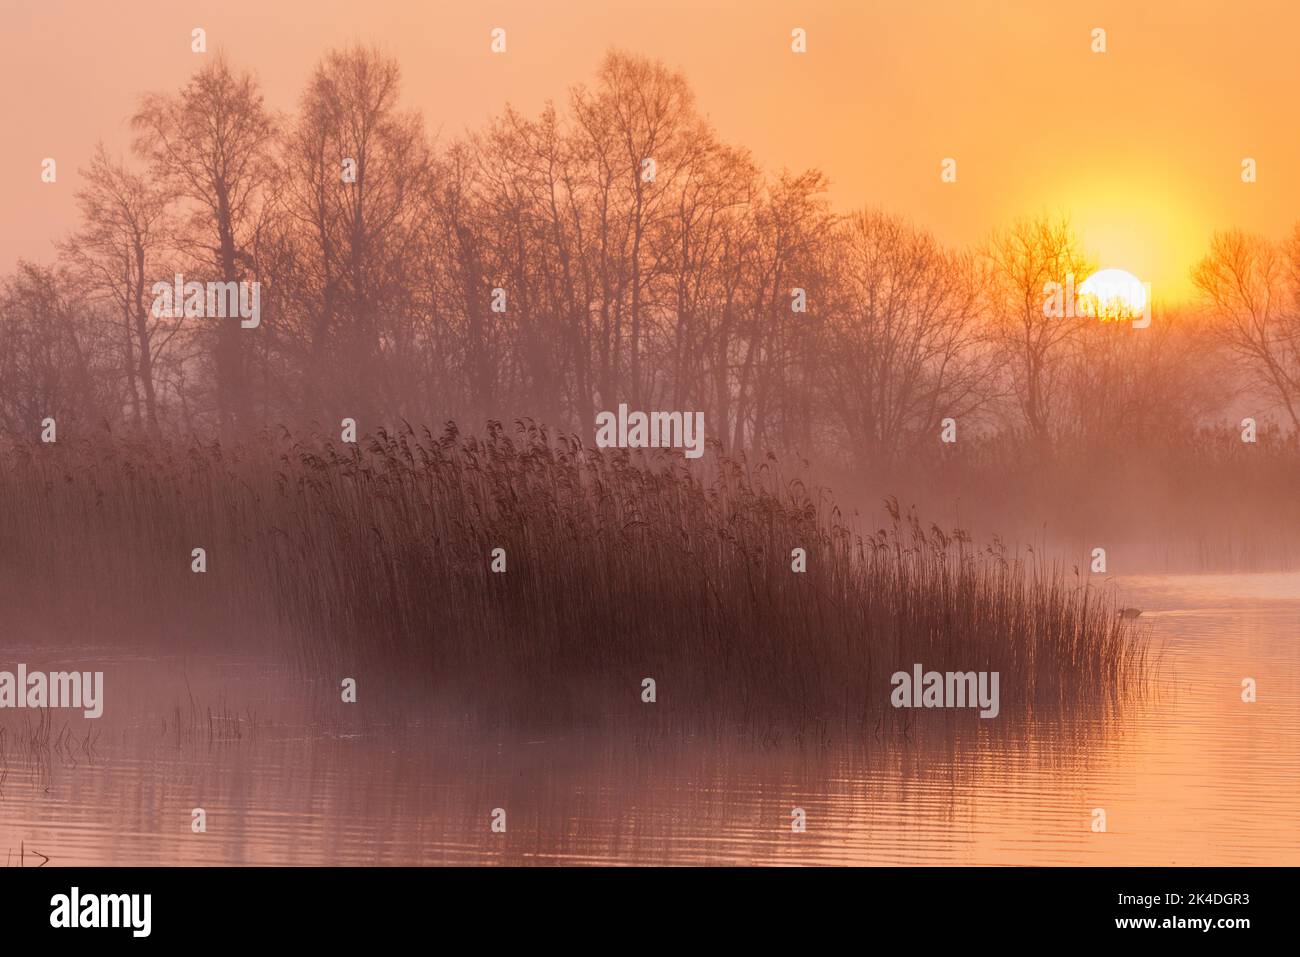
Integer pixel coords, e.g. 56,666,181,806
1078,268,1148,320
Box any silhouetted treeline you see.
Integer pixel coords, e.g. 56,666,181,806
3,45,1300,485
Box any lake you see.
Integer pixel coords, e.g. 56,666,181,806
2,572,1296,866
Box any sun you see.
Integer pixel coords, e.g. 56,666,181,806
1077,268,1147,320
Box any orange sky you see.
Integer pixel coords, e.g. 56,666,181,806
3,0,1298,301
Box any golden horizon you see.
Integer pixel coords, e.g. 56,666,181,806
3,0,1299,304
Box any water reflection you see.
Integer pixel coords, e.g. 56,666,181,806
2,573,1297,865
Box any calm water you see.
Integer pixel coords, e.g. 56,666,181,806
2,573,1297,866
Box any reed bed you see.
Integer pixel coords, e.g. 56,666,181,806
0,710,99,781
0,422,1148,731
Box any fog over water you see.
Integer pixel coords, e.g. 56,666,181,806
1,572,1293,866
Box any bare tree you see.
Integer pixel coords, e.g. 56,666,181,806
731,169,833,451
61,145,179,432
131,53,276,432
824,210,994,471
0,263,120,438
273,45,431,424
984,214,1094,452
1058,309,1219,451
571,51,697,409
1193,229,1300,432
